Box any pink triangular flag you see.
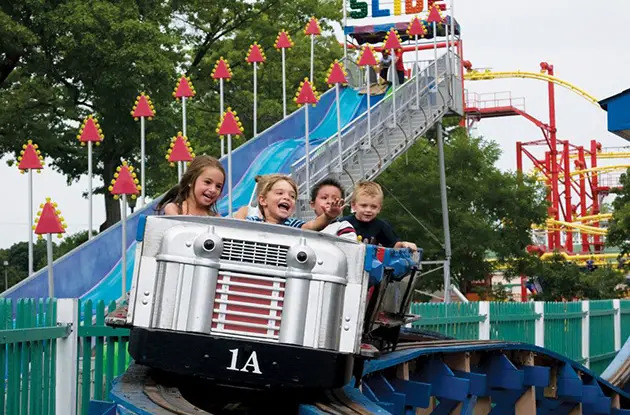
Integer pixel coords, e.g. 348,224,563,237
132,94,155,118
18,142,43,170
35,202,65,235
384,29,402,50
357,46,378,66
275,31,294,49
304,17,321,36
295,80,318,105
408,17,426,36
78,117,104,143
212,58,232,80
111,165,139,195
326,62,348,85
427,5,443,23
174,76,195,98
246,44,266,63
168,135,194,162
218,110,244,136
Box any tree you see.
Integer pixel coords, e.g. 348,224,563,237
1,1,179,230
1,0,342,233
607,169,630,256
510,254,627,301
377,120,548,292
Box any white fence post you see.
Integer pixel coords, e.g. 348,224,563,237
479,301,490,341
534,301,545,348
56,298,79,415
582,301,590,369
613,299,621,351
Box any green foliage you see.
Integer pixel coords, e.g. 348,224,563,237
471,282,513,302
377,121,548,291
1,0,342,231
607,169,630,256
512,254,627,301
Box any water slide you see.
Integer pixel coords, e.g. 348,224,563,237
3,86,383,304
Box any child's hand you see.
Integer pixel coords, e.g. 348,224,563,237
400,241,417,252
324,198,345,220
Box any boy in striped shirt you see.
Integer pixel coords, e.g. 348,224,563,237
310,178,357,241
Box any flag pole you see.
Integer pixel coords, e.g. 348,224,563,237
220,79,225,157
88,141,93,239
28,169,34,276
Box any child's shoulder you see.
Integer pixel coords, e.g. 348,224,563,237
162,202,181,215
341,214,356,223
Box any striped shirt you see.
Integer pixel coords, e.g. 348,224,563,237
246,216,305,228
323,220,357,241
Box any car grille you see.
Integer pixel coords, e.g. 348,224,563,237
211,271,285,341
220,238,289,268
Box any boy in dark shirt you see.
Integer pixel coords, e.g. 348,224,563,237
342,181,417,251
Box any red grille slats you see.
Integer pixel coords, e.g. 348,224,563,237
211,272,285,340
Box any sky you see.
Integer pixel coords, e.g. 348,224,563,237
2,0,630,249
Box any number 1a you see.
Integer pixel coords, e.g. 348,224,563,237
227,348,263,374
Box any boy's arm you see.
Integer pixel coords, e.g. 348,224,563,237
233,206,249,220
394,241,418,251
301,198,344,231
378,219,401,248
301,213,335,231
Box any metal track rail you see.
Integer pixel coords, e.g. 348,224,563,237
107,338,630,415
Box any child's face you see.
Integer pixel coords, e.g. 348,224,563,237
259,180,296,223
310,185,343,217
192,167,224,208
351,193,382,222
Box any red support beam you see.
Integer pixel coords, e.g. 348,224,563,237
563,140,573,252
577,146,589,253
591,139,601,252
545,152,554,250
541,62,561,251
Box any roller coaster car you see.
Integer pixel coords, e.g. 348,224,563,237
121,215,421,390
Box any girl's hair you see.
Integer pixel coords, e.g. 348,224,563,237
257,175,298,219
156,155,226,215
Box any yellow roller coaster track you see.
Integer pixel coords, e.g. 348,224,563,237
568,152,630,160
464,70,599,106
534,164,630,182
545,219,608,236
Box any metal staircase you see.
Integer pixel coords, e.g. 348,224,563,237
291,53,464,219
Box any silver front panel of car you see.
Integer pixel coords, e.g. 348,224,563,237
128,216,368,353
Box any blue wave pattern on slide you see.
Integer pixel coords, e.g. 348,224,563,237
4,86,384,302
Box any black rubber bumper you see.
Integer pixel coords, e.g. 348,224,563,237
129,327,354,389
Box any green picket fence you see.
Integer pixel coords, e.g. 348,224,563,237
589,300,617,374
489,302,538,344
0,298,65,415
410,301,481,339
77,299,131,415
0,298,132,415
410,299,629,374
543,301,583,363
621,301,630,343
0,297,629,412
